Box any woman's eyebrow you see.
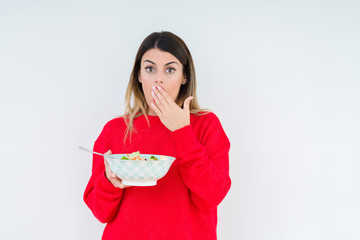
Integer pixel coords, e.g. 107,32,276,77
164,61,179,66
143,60,179,66
144,59,156,65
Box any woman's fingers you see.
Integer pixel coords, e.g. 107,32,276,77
152,86,172,111
103,149,129,189
155,86,173,105
110,173,130,189
104,158,112,177
150,102,163,117
152,90,166,113
104,159,128,189
104,150,112,172
109,174,123,188
150,86,192,131
104,150,111,169
183,96,194,113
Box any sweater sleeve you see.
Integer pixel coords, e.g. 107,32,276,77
83,121,124,223
170,113,231,210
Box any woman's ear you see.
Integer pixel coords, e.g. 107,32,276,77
181,75,186,85
138,73,142,83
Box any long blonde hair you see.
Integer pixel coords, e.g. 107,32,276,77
123,31,209,142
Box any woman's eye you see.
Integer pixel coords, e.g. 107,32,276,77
145,67,154,73
166,68,175,73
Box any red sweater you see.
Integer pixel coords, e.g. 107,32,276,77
83,112,231,240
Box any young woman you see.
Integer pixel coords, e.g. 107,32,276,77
83,31,231,240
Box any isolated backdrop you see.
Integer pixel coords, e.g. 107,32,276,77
0,0,359,239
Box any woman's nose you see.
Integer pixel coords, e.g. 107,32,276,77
155,74,164,85
155,79,163,84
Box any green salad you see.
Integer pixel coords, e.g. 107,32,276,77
120,151,161,161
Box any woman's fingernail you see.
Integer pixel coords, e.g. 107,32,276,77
152,91,155,96
152,86,156,90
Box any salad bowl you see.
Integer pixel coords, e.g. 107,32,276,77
104,152,176,186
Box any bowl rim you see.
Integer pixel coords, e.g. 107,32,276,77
104,153,176,162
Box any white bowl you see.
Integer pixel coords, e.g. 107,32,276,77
104,154,176,186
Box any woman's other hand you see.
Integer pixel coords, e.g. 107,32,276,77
104,150,130,189
150,86,193,132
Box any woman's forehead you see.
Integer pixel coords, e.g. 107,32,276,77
141,48,181,65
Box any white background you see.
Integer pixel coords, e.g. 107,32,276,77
0,0,359,239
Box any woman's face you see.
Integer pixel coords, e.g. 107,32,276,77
139,48,186,115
